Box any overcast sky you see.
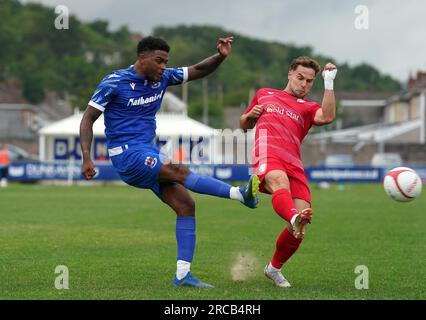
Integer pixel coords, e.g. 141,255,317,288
22,0,426,82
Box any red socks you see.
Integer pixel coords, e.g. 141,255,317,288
271,228,302,269
272,189,298,222
271,189,302,269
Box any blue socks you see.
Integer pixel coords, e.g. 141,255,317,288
184,172,231,199
175,173,237,277
176,216,196,262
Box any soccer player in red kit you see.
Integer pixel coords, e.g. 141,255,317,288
240,56,337,288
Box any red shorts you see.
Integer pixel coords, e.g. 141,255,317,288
254,156,311,204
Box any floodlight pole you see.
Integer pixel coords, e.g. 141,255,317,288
182,82,188,117
203,78,208,125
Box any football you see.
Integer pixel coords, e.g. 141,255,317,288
383,167,422,202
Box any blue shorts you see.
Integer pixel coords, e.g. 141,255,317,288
109,144,168,199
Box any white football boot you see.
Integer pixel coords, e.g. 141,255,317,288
264,265,291,288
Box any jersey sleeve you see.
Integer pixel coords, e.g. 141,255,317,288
88,75,118,112
309,102,322,126
163,67,188,86
244,90,260,114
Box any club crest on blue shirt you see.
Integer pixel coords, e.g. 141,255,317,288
144,156,158,168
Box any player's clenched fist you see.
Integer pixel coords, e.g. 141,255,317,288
247,105,263,120
323,62,337,71
81,160,97,180
217,36,234,57
322,62,338,91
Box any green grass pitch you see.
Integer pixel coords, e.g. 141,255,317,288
0,183,425,299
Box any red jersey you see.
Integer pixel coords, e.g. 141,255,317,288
245,88,321,170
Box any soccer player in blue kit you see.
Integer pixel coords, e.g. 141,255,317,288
79,36,259,288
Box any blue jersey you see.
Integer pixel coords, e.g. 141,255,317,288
89,65,188,148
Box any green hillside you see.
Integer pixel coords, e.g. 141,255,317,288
1,0,401,127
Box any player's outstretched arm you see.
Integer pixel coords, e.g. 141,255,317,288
314,63,338,126
79,105,102,180
187,36,234,81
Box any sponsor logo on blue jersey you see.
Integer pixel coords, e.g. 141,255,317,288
127,90,164,107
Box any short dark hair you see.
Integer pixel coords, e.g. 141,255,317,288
290,56,321,75
137,36,170,55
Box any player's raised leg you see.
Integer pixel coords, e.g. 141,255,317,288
264,170,297,224
159,163,259,209
263,170,311,236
